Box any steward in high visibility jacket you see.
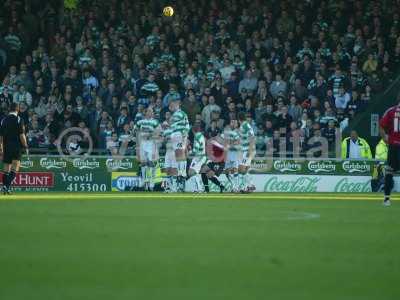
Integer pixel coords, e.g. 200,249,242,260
375,138,388,161
341,130,372,159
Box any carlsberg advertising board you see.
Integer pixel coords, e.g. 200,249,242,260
250,159,373,175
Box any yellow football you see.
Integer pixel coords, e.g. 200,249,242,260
163,6,174,17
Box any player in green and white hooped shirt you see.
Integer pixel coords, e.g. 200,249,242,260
161,121,177,192
238,112,256,192
188,125,207,192
135,107,161,191
223,119,241,192
169,99,190,192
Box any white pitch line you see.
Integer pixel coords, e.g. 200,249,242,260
147,211,321,222
287,211,321,220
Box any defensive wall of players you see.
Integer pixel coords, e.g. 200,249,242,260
0,155,394,193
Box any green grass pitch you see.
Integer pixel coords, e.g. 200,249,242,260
0,193,399,300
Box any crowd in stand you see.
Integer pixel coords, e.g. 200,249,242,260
0,0,399,156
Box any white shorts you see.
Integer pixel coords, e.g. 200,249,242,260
164,149,177,169
171,132,186,151
139,140,157,162
225,151,240,170
240,151,252,167
189,156,207,174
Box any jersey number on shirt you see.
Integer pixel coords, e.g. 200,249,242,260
394,117,400,133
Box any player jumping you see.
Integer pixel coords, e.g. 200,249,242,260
238,112,256,192
135,107,161,191
161,121,178,192
169,99,190,192
379,92,400,206
188,125,207,192
223,119,241,192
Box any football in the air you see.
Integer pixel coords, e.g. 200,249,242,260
163,6,174,17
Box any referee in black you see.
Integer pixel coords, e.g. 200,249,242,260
0,102,29,194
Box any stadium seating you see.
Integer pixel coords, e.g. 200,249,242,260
0,0,399,156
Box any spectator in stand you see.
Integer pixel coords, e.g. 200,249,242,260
106,131,119,155
0,87,12,107
202,96,221,128
362,54,378,75
238,70,257,93
334,86,351,110
116,107,130,134
219,59,235,83
61,104,80,128
270,73,288,99
205,120,221,139
82,69,99,93
13,84,32,106
271,130,283,158
255,101,267,127
307,128,324,158
322,120,337,153
288,121,304,155
292,79,308,102
210,110,224,131
182,90,201,124
225,73,240,99
288,95,302,122
27,119,44,148
276,105,293,130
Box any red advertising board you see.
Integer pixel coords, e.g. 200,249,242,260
1,172,54,187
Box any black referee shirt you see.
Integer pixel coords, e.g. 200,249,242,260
0,113,25,149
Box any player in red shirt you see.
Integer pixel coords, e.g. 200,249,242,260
379,93,400,206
